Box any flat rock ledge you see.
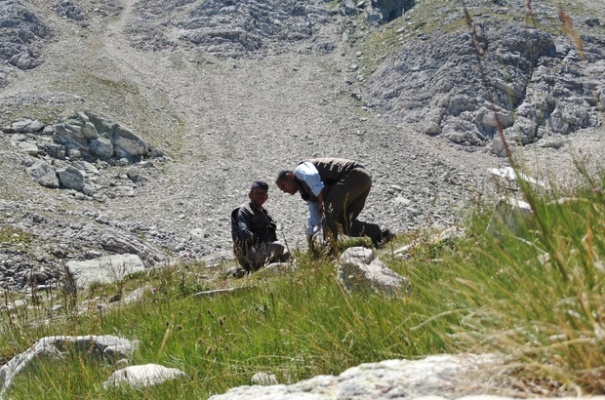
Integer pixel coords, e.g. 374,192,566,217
209,354,601,400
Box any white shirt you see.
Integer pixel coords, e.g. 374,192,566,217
294,161,324,236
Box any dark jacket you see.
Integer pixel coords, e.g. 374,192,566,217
297,158,363,202
231,201,278,244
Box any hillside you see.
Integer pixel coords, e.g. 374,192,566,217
0,0,604,290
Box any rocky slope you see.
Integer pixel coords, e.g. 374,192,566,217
0,0,604,290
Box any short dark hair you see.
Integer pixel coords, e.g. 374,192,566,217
276,170,292,183
250,180,269,191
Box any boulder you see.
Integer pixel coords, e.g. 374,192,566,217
337,247,411,296
103,364,187,389
27,161,59,188
2,118,44,133
208,354,510,400
112,125,149,160
487,196,533,234
65,254,146,288
0,335,138,397
56,165,85,191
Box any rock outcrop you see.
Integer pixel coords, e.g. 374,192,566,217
0,0,52,86
363,1,604,151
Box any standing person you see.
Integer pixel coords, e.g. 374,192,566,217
275,158,394,249
231,181,289,272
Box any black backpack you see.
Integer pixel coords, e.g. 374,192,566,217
230,206,241,242
231,206,251,270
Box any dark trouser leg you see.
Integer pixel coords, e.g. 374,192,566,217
248,242,288,268
234,242,254,271
324,168,381,240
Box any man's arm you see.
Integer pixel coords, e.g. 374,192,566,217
296,161,326,217
307,201,322,236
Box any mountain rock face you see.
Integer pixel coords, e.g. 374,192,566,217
0,0,603,291
0,0,52,75
363,0,605,151
125,0,335,56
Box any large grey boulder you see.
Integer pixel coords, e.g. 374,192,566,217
17,140,39,156
113,125,148,160
208,354,516,400
337,247,411,296
51,111,149,161
56,165,85,191
89,136,113,159
66,254,146,288
26,161,59,188
54,119,89,150
2,118,44,133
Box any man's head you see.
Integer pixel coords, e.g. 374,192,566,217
249,180,269,206
275,170,299,195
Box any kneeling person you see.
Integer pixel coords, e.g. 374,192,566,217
231,181,289,272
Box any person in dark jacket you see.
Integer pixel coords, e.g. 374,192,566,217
231,181,289,272
276,158,394,249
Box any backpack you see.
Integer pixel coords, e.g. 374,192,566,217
230,206,241,242
231,206,252,270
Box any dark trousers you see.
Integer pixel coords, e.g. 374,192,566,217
323,168,381,241
234,241,288,271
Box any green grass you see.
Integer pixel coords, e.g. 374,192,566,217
2,164,605,398
0,226,34,248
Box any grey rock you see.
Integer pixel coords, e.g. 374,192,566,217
54,120,87,149
201,250,235,268
40,142,66,159
82,183,96,196
365,0,414,25
66,148,82,160
74,160,99,175
487,197,533,235
89,136,113,159
251,372,278,385
27,161,59,188
113,125,148,160
487,166,548,193
126,167,149,184
81,122,98,140
0,335,138,398
127,0,332,57
337,247,411,296
208,354,511,400
54,0,87,24
17,140,38,156
2,118,44,133
341,1,357,16
103,364,187,389
364,20,604,147
0,1,51,70
57,165,85,191
65,254,146,289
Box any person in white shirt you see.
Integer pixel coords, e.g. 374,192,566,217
275,158,394,250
